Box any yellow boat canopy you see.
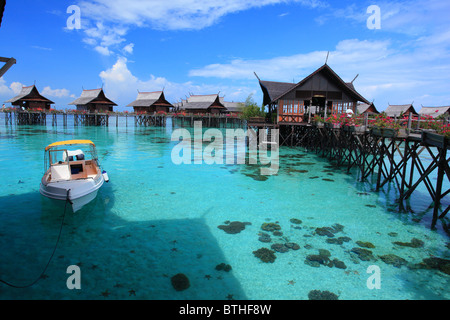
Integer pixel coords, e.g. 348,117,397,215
45,139,95,151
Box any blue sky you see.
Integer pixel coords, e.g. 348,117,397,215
1,0,449,112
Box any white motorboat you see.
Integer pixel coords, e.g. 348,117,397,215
39,139,108,212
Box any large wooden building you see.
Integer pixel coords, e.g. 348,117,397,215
126,91,173,113
180,94,227,114
257,64,370,124
5,85,54,111
69,88,117,112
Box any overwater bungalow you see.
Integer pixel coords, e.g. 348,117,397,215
357,102,379,115
69,88,117,113
220,99,244,115
180,94,227,114
257,64,370,124
418,106,450,118
5,85,54,111
126,91,173,114
385,104,418,118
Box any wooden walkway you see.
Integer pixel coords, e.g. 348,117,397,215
2,111,244,128
278,123,449,229
172,113,244,128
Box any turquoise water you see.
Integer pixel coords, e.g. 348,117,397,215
0,114,448,300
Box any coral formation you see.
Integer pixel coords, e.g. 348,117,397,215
253,248,277,263
412,257,450,275
218,221,251,234
379,254,407,268
171,273,190,291
215,263,232,272
356,241,376,249
393,238,424,248
315,224,344,238
261,223,281,232
308,290,339,300
351,247,377,262
304,249,346,269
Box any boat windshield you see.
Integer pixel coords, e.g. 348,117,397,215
44,143,98,172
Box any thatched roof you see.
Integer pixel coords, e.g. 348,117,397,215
385,104,418,117
126,91,172,108
182,94,226,110
259,81,296,106
357,102,379,115
69,88,117,106
419,106,450,118
222,101,244,113
5,85,54,104
259,64,370,106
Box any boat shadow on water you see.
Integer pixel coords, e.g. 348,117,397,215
0,186,247,300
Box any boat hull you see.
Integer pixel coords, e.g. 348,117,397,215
40,174,104,212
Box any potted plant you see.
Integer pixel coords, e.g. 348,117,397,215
313,115,324,128
369,113,400,138
324,114,341,129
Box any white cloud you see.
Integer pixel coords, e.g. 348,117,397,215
189,38,450,110
94,45,112,56
0,80,24,103
74,0,328,55
31,45,53,51
78,0,327,31
98,57,252,108
41,86,72,98
0,78,12,96
122,43,134,54
81,21,127,55
9,82,24,95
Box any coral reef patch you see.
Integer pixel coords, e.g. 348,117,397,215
411,257,450,275
304,249,346,269
215,263,232,272
218,221,251,234
171,273,190,291
308,290,339,300
253,248,277,263
393,238,424,248
379,254,407,268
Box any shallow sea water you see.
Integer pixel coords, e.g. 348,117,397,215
0,115,449,300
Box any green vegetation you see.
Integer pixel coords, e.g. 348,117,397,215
239,94,266,120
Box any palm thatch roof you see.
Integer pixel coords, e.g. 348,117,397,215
258,80,296,106
69,88,117,106
385,104,418,117
357,102,379,115
182,94,226,110
258,64,370,106
5,85,54,104
419,106,450,118
126,91,172,108
222,101,244,113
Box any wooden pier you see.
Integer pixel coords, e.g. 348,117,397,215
134,113,166,127
171,113,244,128
276,121,449,229
16,111,46,125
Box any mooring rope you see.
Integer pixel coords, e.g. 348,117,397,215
0,189,71,289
